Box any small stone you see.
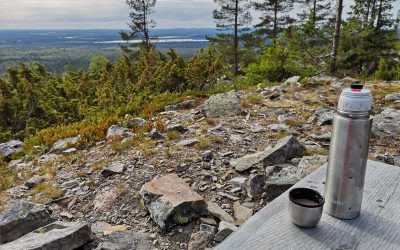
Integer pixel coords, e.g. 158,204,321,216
214,221,238,242
101,162,126,177
166,124,188,134
94,190,118,213
250,123,266,133
60,212,74,219
206,201,235,224
229,177,247,190
177,139,200,147
60,180,79,189
62,148,78,155
24,175,44,189
0,140,24,158
246,174,266,200
233,202,253,225
267,124,290,131
217,192,239,201
201,91,244,118
149,129,165,140
106,125,133,140
201,150,213,161
103,225,128,236
199,217,217,226
199,224,216,234
188,231,213,250
97,230,152,250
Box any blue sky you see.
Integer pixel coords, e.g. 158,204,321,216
0,0,398,29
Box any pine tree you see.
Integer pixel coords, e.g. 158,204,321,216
213,0,252,76
297,0,332,28
120,0,157,54
253,0,295,39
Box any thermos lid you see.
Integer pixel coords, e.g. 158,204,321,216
338,83,372,112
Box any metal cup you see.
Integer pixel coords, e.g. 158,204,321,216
288,188,324,228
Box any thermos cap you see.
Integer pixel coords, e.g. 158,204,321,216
338,85,372,112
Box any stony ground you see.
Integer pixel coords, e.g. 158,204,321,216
1,76,399,250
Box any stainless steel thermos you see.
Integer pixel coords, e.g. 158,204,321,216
324,83,373,219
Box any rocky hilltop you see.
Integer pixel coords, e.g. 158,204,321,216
1,77,399,250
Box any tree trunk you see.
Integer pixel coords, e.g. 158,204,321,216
376,0,383,29
312,0,317,25
273,1,278,38
330,0,343,76
233,0,239,76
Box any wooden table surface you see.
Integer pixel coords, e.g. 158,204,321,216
215,160,400,250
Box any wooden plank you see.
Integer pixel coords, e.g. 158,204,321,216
215,161,400,250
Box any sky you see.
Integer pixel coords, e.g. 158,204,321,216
0,0,398,29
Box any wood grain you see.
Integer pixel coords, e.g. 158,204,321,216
215,161,400,250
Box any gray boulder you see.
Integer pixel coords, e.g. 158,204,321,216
214,221,238,242
202,91,244,118
308,107,334,126
0,201,53,244
231,136,305,172
384,93,400,102
297,155,328,177
24,175,44,189
284,76,300,85
96,230,152,250
246,174,267,200
372,108,400,137
51,135,80,152
0,140,24,158
149,129,165,140
125,117,147,129
106,125,133,140
206,201,235,224
166,124,188,134
0,221,92,250
165,100,196,111
101,162,126,177
188,231,214,250
140,174,207,229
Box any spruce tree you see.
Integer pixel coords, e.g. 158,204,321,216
330,0,343,75
120,0,157,54
213,0,252,76
297,0,332,28
252,0,295,39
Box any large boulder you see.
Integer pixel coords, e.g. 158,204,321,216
307,107,334,126
201,91,244,118
231,136,305,172
50,135,80,152
96,230,152,250
106,125,133,140
0,221,92,250
0,201,53,244
372,108,400,137
384,93,400,102
140,174,207,229
0,140,24,158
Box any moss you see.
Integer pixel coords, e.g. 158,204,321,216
175,214,190,224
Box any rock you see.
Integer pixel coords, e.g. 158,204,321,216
284,76,300,85
106,125,133,140
94,189,118,213
229,177,247,190
101,162,126,177
0,140,24,158
231,136,304,172
103,225,128,236
38,153,58,164
206,201,235,224
126,117,147,129
165,100,196,111
267,124,290,131
308,75,337,82
342,76,358,83
166,124,188,134
214,221,238,242
384,93,400,102
230,134,243,144
297,155,328,177
51,135,80,151
91,222,112,234
62,148,77,155
201,150,213,161
217,192,240,201
175,163,189,173
308,107,334,126
277,112,296,123
250,123,266,133
24,175,44,189
246,174,266,200
177,139,200,147
202,91,244,118
0,201,53,244
265,179,298,198
188,231,213,250
60,180,79,189
97,230,152,250
258,107,288,117
1,221,92,250
199,217,217,226
311,132,331,142
372,108,400,137
60,212,74,219
149,129,165,140
139,174,207,229
199,224,217,234
233,202,253,225
331,81,346,90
